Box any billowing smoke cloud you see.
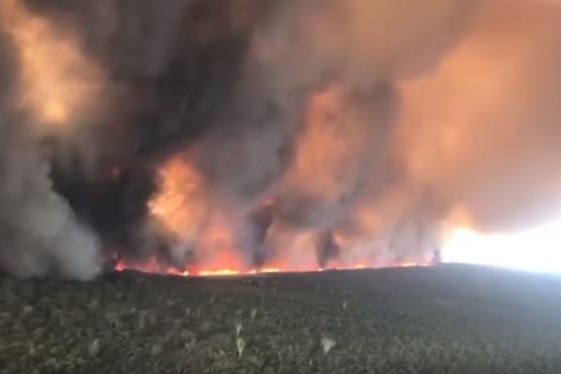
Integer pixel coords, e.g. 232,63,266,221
399,0,561,232
185,0,475,268
0,0,560,278
0,0,101,279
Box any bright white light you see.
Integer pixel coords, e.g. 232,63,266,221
441,219,561,274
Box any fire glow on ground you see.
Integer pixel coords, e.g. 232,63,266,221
114,218,561,278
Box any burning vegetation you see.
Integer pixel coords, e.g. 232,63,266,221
1,0,561,279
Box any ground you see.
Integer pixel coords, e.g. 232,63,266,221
1,265,561,373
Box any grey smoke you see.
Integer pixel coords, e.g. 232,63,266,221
1,0,561,278
0,117,100,280
191,0,475,265
0,1,100,280
0,0,476,276
399,0,561,232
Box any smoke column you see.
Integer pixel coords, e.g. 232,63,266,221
0,0,560,278
0,0,101,279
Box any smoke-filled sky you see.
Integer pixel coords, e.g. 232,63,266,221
0,0,560,279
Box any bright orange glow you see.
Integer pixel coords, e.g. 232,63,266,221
198,269,239,277
130,85,433,279
398,262,418,268
0,0,101,129
114,257,430,278
260,267,281,273
148,156,209,242
195,212,246,271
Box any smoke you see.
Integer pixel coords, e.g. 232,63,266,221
181,0,475,267
0,0,101,279
137,0,474,269
0,0,560,278
399,0,561,232
0,125,100,279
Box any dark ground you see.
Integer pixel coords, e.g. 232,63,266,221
1,265,561,374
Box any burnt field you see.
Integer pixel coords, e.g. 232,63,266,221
1,265,561,374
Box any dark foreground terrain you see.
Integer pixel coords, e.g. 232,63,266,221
1,265,561,374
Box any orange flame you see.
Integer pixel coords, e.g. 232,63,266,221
148,156,209,242
122,86,434,277
114,257,430,278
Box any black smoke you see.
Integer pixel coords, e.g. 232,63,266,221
0,0,474,278
6,0,560,279
31,0,264,262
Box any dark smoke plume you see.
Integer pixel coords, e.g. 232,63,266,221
0,21,99,279
1,0,561,278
